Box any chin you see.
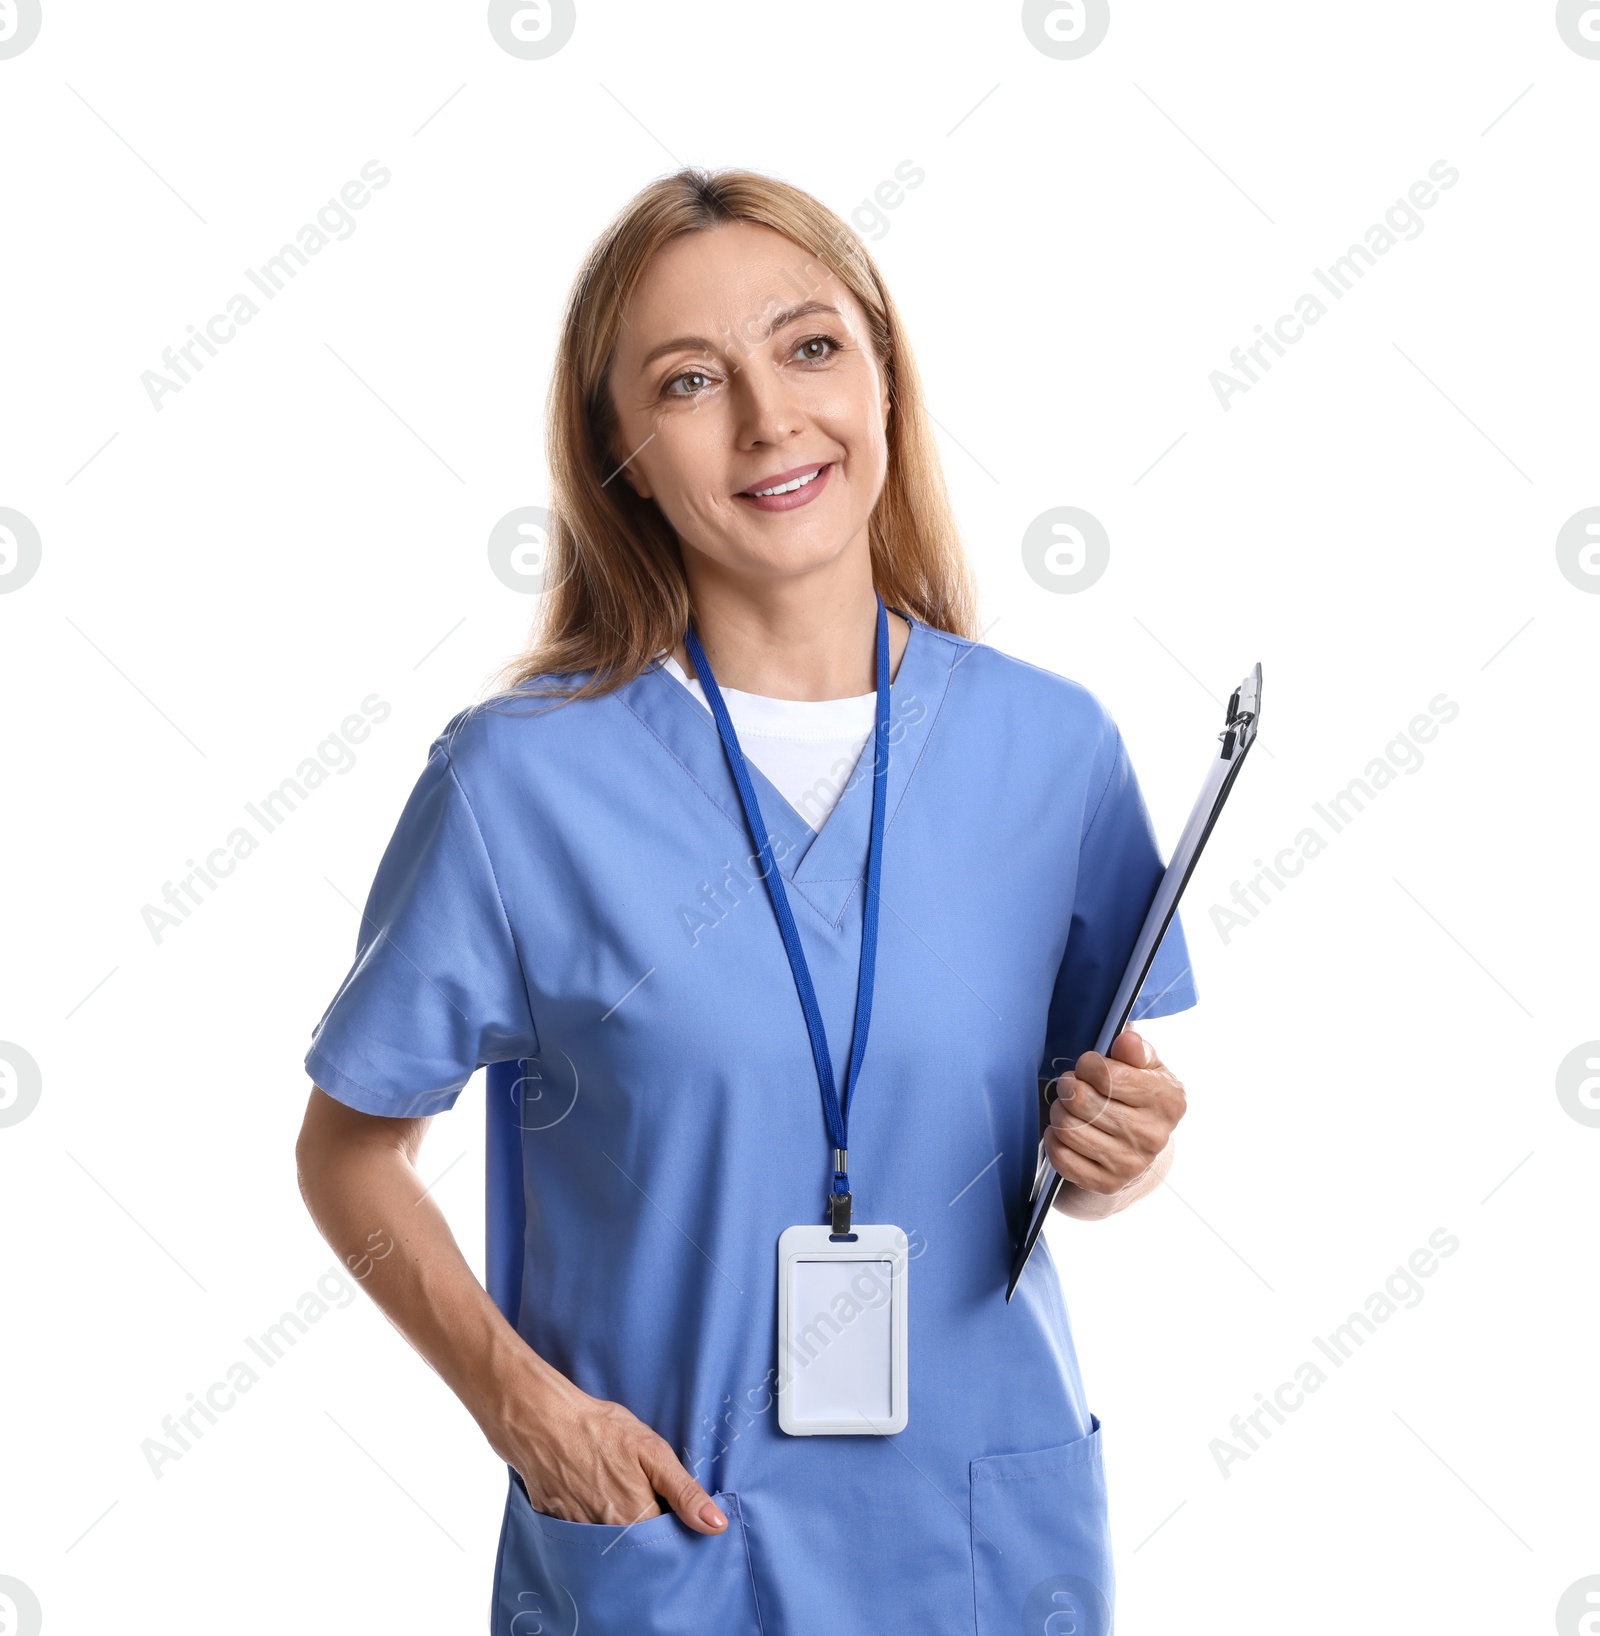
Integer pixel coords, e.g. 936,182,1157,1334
737,532,861,580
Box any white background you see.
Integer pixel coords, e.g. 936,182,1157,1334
2,2,1597,1632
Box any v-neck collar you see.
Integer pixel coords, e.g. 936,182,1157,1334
616,615,956,928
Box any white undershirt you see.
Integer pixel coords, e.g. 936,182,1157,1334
660,655,875,832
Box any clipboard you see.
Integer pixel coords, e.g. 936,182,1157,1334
1006,663,1262,1302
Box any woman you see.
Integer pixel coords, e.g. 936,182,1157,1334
296,166,1195,1635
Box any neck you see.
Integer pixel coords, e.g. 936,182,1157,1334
673,549,909,700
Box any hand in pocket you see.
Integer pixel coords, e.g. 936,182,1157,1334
489,1371,729,1535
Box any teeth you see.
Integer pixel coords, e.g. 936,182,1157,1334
751,467,822,497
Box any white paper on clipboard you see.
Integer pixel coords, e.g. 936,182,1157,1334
1007,663,1261,1302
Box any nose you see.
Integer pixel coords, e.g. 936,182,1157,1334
730,351,806,448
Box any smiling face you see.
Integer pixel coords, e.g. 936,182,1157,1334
605,221,891,593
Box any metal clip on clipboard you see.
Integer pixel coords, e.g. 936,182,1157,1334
1006,664,1263,1303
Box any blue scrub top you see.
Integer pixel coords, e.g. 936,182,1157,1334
304,616,1197,1636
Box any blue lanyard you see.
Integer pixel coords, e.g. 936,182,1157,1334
683,596,891,1237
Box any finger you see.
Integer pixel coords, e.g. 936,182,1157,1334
1069,1048,1112,1101
1069,1045,1143,1105
1052,1088,1171,1163
1076,1045,1173,1113
1043,1122,1122,1193
1059,1066,1164,1132
1108,1028,1160,1071
1047,1110,1127,1169
1051,1074,1122,1136
638,1438,728,1535
1047,1113,1165,1191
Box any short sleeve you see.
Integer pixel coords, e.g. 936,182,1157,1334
1039,718,1198,1080
304,741,539,1118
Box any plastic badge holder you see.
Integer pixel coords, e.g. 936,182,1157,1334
777,1224,909,1435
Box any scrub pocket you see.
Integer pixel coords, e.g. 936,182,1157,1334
493,1471,763,1636
970,1415,1114,1636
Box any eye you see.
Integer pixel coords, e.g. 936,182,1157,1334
792,332,842,364
664,367,716,399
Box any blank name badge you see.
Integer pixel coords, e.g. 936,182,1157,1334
777,1224,908,1436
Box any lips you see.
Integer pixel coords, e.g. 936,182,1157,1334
735,462,834,513
739,463,827,497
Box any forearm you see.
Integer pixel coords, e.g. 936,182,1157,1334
295,1111,561,1436
295,1090,725,1532
1052,1132,1176,1221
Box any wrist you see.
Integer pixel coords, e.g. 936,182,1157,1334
1052,1178,1126,1221
462,1315,572,1450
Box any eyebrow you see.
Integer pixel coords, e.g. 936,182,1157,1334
637,300,844,371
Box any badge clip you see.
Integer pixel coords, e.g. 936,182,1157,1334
830,1147,853,1237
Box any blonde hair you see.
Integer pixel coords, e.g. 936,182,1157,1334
487,166,979,703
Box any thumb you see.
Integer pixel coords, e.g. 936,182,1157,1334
638,1439,728,1535
1109,1027,1157,1069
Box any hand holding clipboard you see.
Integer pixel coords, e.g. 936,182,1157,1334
1007,663,1262,1302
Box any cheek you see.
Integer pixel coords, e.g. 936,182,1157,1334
646,414,728,505
808,402,888,488
847,398,892,475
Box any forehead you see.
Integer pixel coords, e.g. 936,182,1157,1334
617,220,864,357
